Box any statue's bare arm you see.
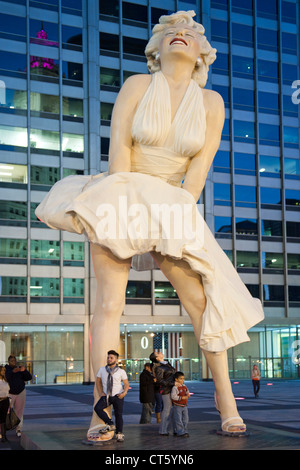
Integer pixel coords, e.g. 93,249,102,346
108,74,151,174
182,90,225,201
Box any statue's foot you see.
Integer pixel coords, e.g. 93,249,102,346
87,424,114,442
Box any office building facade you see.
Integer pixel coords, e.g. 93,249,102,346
0,0,299,383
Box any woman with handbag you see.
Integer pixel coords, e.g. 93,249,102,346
0,365,10,443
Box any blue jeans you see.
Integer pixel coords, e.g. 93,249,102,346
154,392,163,413
94,395,124,433
159,394,174,434
173,405,189,436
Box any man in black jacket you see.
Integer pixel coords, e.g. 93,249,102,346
149,351,176,436
139,363,155,424
5,355,32,437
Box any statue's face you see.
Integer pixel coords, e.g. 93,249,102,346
159,24,202,65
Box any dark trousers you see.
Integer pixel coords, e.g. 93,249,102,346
94,395,124,433
140,402,153,424
252,380,260,397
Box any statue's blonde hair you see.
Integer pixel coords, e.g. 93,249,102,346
145,10,217,88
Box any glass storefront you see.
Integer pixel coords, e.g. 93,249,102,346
0,324,299,384
0,325,84,384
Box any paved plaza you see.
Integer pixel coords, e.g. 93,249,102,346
1,379,300,455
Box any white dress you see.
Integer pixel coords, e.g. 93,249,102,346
36,71,264,352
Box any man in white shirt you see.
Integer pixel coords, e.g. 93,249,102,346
94,350,129,442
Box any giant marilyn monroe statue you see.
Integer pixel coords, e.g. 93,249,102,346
36,11,264,441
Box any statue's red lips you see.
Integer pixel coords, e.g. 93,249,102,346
170,37,187,46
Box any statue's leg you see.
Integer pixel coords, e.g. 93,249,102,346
87,244,131,441
151,252,245,434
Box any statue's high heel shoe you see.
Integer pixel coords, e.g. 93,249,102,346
214,392,247,436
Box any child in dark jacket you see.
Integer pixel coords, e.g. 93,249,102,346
171,372,190,437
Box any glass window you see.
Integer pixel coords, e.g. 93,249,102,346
30,55,59,81
62,0,82,14
234,120,255,143
283,94,298,117
232,56,254,79
212,52,229,75
231,0,253,14
62,25,82,49
263,285,284,302
214,183,231,206
259,155,281,177
289,286,300,302
281,1,297,23
0,88,27,114
101,103,114,121
62,62,83,82
63,97,83,118
260,187,281,206
0,201,27,226
287,253,300,270
234,152,256,175
284,126,299,147
235,185,256,208
214,216,232,234
62,133,84,154
233,88,254,111
30,129,60,151
258,60,278,83
0,277,27,300
100,32,119,52
0,13,26,40
0,51,26,77
259,123,280,146
63,278,84,302
211,19,228,43
0,163,27,184
123,2,147,23
126,281,151,298
213,150,230,172
261,219,282,237
100,68,120,88
285,189,300,207
237,251,259,268
284,158,299,178
232,23,253,47
257,0,278,20
211,0,228,10
213,85,229,107
0,238,27,262
30,19,59,45
30,277,60,301
287,221,300,238
282,63,297,85
30,240,60,265
0,125,28,148
155,282,178,299
262,252,284,269
246,284,259,298
99,0,119,17
30,92,59,116
282,32,297,55
101,137,110,157
236,218,258,236
63,241,84,265
257,28,278,52
31,166,60,186
258,91,280,115
123,36,147,57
